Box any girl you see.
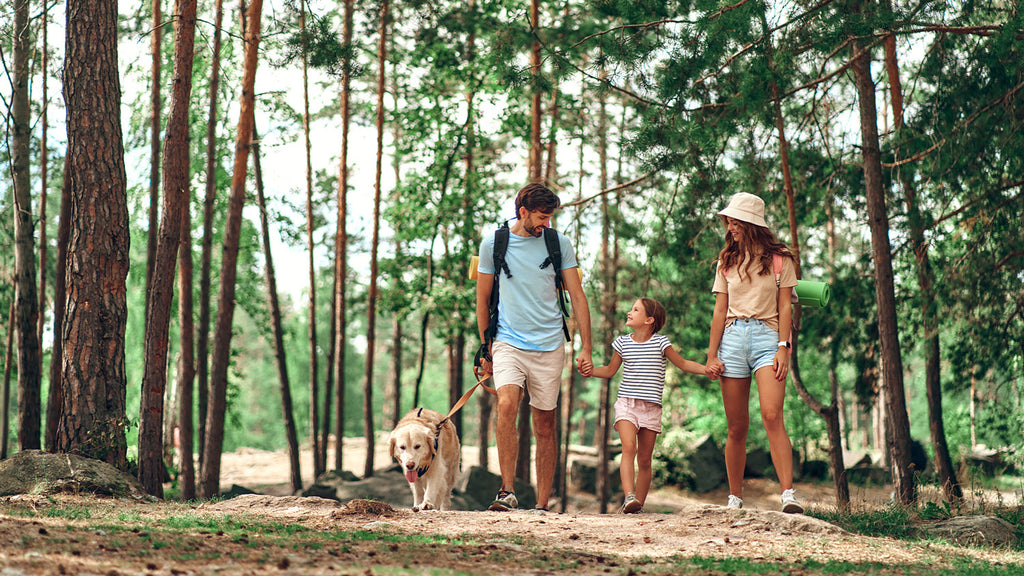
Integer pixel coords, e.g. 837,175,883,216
585,297,707,513
705,192,803,513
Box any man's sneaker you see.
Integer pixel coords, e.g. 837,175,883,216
781,489,804,514
621,493,642,514
727,494,743,509
488,490,518,511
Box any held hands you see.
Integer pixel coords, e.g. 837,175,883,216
705,356,724,381
576,351,593,377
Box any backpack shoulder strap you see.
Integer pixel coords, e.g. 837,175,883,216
493,223,512,280
541,228,571,342
773,253,783,287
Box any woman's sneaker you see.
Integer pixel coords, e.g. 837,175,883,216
727,494,743,509
621,493,642,514
488,490,518,511
781,489,804,514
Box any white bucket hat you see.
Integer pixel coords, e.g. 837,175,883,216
718,192,768,228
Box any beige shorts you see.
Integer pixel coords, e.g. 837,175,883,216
491,340,565,411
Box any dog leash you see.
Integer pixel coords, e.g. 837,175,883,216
441,368,498,423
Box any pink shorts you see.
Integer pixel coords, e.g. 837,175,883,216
613,397,663,433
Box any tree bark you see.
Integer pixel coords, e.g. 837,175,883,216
850,24,915,505
882,34,962,503
200,0,264,497
2,301,14,458
363,0,390,478
38,0,51,372
177,193,197,501
13,0,42,451
197,0,226,472
138,0,197,498
146,0,163,316
298,2,323,481
58,0,130,469
595,93,612,514
45,157,71,452
528,0,542,180
253,129,303,494
328,0,354,473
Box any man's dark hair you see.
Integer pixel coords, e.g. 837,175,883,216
515,182,560,215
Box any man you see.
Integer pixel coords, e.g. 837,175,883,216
476,182,593,511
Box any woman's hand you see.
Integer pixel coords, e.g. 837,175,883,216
773,347,789,381
706,356,724,380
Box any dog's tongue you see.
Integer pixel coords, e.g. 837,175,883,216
404,469,418,483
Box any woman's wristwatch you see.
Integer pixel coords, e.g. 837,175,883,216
778,341,791,349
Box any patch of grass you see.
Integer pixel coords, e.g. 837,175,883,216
807,505,914,539
117,511,143,523
44,505,92,520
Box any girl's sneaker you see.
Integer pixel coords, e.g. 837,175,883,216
781,489,804,514
726,494,743,509
621,493,642,514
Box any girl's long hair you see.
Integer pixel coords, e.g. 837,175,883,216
717,217,793,280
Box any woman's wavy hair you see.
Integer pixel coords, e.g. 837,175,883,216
717,217,793,279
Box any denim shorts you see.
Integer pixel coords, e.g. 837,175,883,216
719,318,779,379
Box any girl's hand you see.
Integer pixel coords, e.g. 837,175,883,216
773,348,789,381
706,357,724,380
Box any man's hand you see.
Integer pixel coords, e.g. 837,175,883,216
576,350,593,378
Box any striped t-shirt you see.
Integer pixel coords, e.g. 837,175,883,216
612,333,671,405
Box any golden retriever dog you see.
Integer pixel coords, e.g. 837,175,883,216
388,408,461,511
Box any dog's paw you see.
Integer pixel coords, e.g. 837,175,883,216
421,502,435,511
412,506,421,512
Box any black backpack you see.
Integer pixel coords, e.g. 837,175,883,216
476,222,571,366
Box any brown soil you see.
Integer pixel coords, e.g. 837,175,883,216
1,439,1021,576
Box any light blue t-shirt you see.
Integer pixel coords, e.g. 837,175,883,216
478,227,578,352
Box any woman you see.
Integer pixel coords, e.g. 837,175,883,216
705,192,804,513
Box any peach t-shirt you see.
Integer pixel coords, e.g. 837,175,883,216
711,255,797,332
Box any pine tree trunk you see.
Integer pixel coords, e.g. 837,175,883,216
59,0,130,468
528,0,542,181
2,301,14,458
299,2,323,480
138,0,198,497
45,157,71,452
329,0,354,473
177,194,197,501
882,34,962,503
200,0,264,498
253,129,303,493
363,0,389,478
37,1,50,373
595,93,612,514
13,0,42,451
146,0,163,316
850,27,915,505
197,0,226,472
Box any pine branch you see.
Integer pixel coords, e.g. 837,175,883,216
561,172,656,208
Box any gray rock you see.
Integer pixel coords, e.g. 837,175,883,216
0,450,152,499
569,457,621,497
457,465,536,510
922,515,1019,547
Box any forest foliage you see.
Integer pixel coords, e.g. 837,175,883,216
0,0,1022,495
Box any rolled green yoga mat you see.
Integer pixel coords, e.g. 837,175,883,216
795,280,831,308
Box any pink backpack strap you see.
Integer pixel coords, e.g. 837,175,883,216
773,253,783,287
